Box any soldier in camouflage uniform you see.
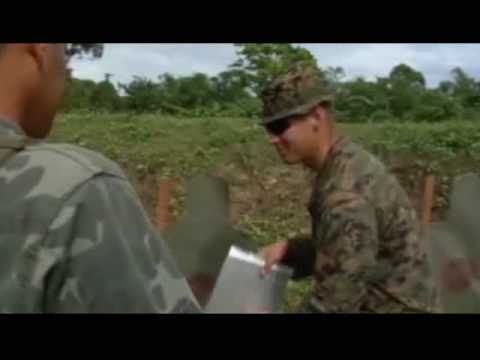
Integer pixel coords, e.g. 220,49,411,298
0,43,200,313
259,63,433,313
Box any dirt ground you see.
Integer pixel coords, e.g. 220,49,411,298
129,158,451,236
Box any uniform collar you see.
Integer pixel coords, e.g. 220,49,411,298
328,135,349,158
317,135,349,172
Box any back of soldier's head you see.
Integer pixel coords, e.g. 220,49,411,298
0,43,67,139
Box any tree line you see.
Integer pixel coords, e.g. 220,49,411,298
62,44,480,122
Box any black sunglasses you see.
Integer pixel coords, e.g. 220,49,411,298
264,118,292,136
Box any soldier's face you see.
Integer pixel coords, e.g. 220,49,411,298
266,106,332,168
266,114,319,165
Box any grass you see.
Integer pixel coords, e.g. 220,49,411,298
50,113,480,311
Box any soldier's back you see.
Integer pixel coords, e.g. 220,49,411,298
0,138,121,311
0,126,199,313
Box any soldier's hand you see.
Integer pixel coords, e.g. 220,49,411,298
258,240,289,276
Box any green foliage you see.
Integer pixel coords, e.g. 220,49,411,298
90,74,120,111
51,114,480,311
62,73,120,112
61,77,97,111
119,76,160,112
230,43,318,94
66,43,104,59
114,72,261,117
51,113,480,184
335,77,383,122
413,90,460,122
66,44,480,123
211,69,251,102
335,63,480,123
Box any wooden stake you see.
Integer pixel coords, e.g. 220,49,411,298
421,174,435,234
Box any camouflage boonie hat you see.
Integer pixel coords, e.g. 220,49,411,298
260,62,333,125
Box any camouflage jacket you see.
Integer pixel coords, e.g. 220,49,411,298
284,136,432,313
0,118,200,313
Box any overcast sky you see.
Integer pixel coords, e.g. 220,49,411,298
69,43,480,88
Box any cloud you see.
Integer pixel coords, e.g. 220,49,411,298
69,43,480,88
69,43,236,87
302,43,480,86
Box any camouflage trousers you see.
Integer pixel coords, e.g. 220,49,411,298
292,291,438,314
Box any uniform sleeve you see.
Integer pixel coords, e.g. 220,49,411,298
42,174,201,313
313,191,379,288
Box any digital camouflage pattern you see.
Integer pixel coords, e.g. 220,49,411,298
260,62,333,125
284,137,434,313
0,118,200,313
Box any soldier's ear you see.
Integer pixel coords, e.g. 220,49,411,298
26,44,50,73
311,105,327,123
306,109,319,133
